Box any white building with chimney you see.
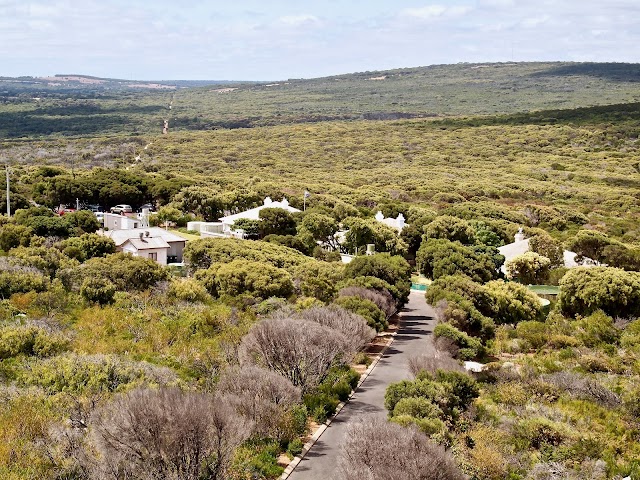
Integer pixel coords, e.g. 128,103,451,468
99,227,186,265
374,211,407,232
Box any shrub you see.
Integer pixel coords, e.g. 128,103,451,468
426,274,494,317
407,352,464,377
303,392,340,423
515,321,549,350
417,238,500,283
217,365,302,441
485,280,543,324
277,304,376,353
433,298,495,340
337,416,465,480
505,252,551,285
433,323,484,360
558,267,640,318
337,275,401,306
0,325,67,359
343,253,411,306
20,354,177,394
213,259,294,299
0,224,32,252
58,233,116,262
74,253,168,291
333,295,387,331
287,438,304,458
424,215,476,244
393,396,444,420
80,277,116,305
575,310,620,347
239,316,359,393
338,286,396,318
0,268,48,297
88,388,252,480
292,261,344,302
167,278,210,303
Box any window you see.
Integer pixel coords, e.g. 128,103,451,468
148,252,158,261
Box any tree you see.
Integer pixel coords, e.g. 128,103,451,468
565,230,613,264
0,223,32,252
344,253,412,306
558,267,640,318
297,212,339,251
342,217,407,256
156,206,182,227
505,251,551,285
529,231,564,268
424,215,475,245
417,238,500,283
214,259,294,299
337,416,464,480
232,218,260,239
258,207,297,237
88,388,252,480
484,280,543,324
59,234,116,262
293,261,344,302
64,210,100,235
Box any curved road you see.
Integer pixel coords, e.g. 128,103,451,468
288,290,438,480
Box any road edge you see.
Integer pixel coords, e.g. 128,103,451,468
279,311,405,479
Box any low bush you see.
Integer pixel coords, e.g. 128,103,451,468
433,323,484,360
0,325,67,359
333,295,387,331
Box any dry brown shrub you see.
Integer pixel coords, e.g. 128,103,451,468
296,304,376,351
239,316,356,393
541,371,620,407
338,286,396,318
337,415,464,480
407,352,464,377
217,365,302,440
87,387,251,480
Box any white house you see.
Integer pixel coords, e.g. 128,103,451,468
102,212,141,231
374,211,407,232
100,227,186,265
498,228,595,274
218,197,300,235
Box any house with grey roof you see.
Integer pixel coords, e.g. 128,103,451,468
99,227,186,265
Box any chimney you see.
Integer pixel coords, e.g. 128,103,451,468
145,230,150,237
139,232,146,242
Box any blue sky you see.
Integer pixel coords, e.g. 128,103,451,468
2,0,639,80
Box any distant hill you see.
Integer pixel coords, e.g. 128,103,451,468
1,62,640,138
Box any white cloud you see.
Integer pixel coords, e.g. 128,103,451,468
400,4,471,21
277,14,321,27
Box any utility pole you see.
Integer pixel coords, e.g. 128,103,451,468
5,165,10,217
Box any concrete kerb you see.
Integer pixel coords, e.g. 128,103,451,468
279,325,400,479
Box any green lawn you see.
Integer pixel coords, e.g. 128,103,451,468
528,285,560,295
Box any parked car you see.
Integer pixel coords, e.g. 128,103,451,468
110,204,133,214
138,203,156,213
86,204,103,213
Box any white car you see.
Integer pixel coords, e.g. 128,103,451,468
110,204,133,214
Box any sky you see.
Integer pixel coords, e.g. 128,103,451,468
1,0,640,80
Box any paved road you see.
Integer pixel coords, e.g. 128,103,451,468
288,290,438,480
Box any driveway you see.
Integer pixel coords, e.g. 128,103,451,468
287,289,438,480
